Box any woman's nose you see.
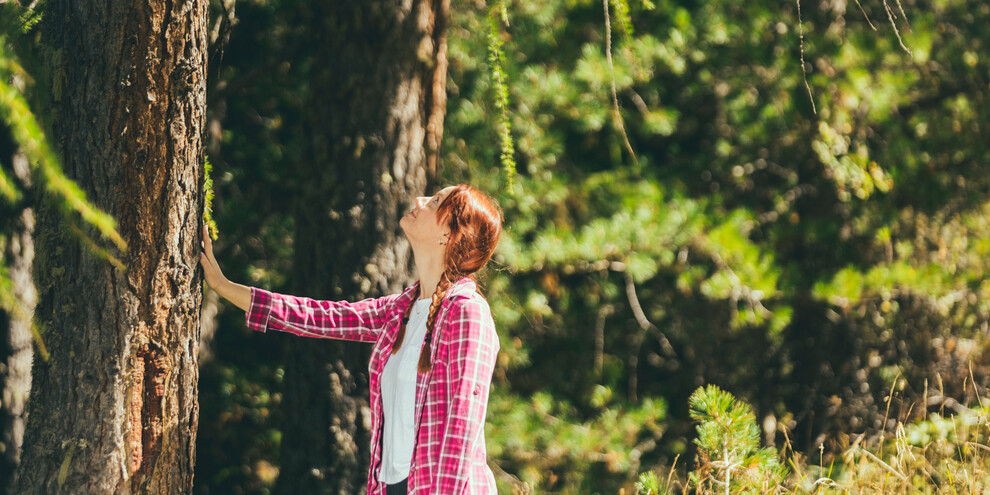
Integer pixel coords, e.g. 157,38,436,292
414,197,429,208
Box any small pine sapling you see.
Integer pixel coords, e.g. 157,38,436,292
687,384,787,494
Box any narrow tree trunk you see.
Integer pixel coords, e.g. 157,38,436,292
14,0,209,492
0,152,35,495
275,1,448,493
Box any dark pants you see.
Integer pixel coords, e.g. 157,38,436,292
385,477,408,495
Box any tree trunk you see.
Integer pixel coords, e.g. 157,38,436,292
275,1,448,493
14,0,209,492
0,152,35,495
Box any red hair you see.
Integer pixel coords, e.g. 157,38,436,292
390,184,502,373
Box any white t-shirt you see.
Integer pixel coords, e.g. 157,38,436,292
378,297,433,483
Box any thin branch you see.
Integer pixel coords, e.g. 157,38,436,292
927,396,975,416
603,0,638,164
966,442,990,453
968,360,984,412
625,272,675,356
629,90,650,114
858,446,908,481
594,303,614,379
893,0,912,32
813,477,838,487
795,0,817,114
853,0,877,30
488,459,532,494
707,250,774,319
665,454,680,491
882,0,912,55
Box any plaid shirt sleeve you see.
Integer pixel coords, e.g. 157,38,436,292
245,286,397,343
435,294,500,492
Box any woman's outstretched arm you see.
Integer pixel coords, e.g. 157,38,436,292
213,278,252,312
199,224,395,343
244,287,397,342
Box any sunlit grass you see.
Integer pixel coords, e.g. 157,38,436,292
635,380,990,494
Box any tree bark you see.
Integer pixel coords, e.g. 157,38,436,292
14,0,209,492
0,152,35,495
275,1,448,493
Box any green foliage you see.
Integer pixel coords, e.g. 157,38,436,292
640,388,990,492
196,0,990,492
0,6,127,274
15,5,43,34
196,361,283,492
486,2,516,189
443,2,990,484
203,155,218,240
0,153,17,201
687,385,786,492
0,52,125,255
0,262,47,360
0,3,126,361
486,385,666,492
822,398,990,492
635,469,671,495
609,0,634,39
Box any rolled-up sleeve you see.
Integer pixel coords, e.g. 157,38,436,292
436,295,500,492
245,286,398,343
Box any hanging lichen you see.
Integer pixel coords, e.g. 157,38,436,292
486,1,516,190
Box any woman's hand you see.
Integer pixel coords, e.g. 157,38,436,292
199,224,253,311
200,224,227,289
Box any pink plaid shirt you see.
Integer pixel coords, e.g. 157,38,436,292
245,276,500,494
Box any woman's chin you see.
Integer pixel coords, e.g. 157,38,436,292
399,219,413,237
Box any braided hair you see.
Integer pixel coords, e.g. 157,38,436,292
389,184,502,373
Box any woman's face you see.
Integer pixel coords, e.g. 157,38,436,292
400,186,457,246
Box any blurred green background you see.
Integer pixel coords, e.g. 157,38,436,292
193,0,989,493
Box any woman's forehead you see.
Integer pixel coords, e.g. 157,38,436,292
435,185,457,199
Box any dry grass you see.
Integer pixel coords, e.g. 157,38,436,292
637,378,990,494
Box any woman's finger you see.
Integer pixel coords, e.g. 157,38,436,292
203,224,213,249
200,251,219,276
202,246,215,266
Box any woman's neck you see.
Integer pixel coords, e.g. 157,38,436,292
412,247,445,300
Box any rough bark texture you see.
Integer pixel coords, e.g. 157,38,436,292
275,1,448,493
13,0,209,493
0,152,35,495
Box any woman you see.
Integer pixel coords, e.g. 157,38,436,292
199,184,503,495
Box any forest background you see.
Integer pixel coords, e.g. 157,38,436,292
0,0,988,493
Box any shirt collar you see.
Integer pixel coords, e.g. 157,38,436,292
395,275,476,309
